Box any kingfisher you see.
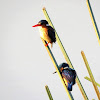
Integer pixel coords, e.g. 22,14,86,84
53,63,76,91
32,20,56,47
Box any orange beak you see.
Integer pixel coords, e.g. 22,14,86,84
32,24,41,27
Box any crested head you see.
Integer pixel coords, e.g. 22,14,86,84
38,20,48,25
59,63,69,68
32,20,49,27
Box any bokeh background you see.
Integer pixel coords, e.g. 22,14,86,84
0,0,100,100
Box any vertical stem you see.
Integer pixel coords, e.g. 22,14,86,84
42,7,88,100
42,39,74,100
45,85,53,100
86,0,100,45
81,51,100,100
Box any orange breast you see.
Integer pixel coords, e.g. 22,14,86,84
39,27,51,43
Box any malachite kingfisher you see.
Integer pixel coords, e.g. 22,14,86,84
32,20,56,48
53,63,76,91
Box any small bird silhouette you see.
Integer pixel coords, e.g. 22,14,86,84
32,20,56,48
53,63,76,91
59,63,76,91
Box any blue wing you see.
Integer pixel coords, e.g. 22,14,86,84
62,68,76,85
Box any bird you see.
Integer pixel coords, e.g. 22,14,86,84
32,20,56,48
53,63,76,91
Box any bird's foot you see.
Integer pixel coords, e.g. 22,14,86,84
45,43,49,47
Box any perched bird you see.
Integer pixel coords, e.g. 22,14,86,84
58,63,76,91
32,20,56,47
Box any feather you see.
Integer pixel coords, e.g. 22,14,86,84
47,26,56,43
67,83,72,91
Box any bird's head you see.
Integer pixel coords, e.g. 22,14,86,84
58,63,69,72
32,20,48,27
53,63,69,74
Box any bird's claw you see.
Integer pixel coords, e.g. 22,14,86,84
45,43,49,47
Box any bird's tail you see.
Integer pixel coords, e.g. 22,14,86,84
67,83,72,91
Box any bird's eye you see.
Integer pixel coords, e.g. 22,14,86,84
41,23,43,25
